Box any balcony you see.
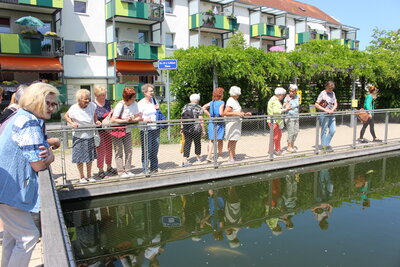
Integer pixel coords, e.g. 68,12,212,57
251,23,289,40
189,12,238,34
0,0,63,12
340,39,359,50
0,33,62,57
296,32,328,44
107,41,165,61
106,0,164,24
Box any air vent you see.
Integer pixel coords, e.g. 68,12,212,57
298,7,306,12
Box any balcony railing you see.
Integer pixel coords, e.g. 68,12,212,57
106,0,164,22
189,12,238,32
0,0,63,9
296,32,328,44
251,23,289,39
0,33,62,57
107,41,165,60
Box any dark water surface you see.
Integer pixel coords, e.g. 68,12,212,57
62,152,400,267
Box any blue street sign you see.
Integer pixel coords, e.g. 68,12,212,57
158,59,178,70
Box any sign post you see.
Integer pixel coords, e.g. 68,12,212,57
158,59,178,140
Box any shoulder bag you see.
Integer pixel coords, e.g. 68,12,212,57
152,98,167,129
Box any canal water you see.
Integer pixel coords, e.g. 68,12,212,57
62,152,400,267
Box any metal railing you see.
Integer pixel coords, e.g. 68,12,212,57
47,109,400,186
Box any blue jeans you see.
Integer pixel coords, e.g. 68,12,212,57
140,129,160,171
319,114,336,146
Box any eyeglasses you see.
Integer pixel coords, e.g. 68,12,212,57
46,101,59,109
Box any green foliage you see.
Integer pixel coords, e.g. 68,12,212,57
169,31,400,111
226,31,247,49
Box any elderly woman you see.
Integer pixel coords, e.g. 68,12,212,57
203,87,225,162
93,86,115,178
224,86,251,163
111,87,142,177
181,93,206,167
138,84,160,173
284,84,300,153
268,87,291,156
315,81,337,151
359,85,382,143
65,89,101,183
0,83,57,267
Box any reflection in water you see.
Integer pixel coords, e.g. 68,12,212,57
63,154,400,266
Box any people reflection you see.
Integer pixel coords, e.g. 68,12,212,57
355,172,372,209
265,178,284,236
312,169,334,230
201,189,225,241
224,186,242,248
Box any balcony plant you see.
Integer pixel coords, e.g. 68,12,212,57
202,10,216,26
227,13,236,20
44,31,60,39
20,29,43,39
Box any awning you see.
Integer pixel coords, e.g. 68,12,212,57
112,61,159,76
0,56,63,72
307,22,327,32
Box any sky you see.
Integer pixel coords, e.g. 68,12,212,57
301,0,400,50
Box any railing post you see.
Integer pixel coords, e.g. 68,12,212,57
352,110,357,149
315,115,320,154
60,128,68,186
213,118,218,168
144,125,150,175
269,117,274,161
384,111,389,144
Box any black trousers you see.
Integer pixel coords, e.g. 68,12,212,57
183,130,202,158
360,117,376,139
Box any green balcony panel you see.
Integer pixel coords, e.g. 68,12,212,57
157,45,165,60
115,84,125,100
0,33,19,54
189,14,200,29
107,42,117,60
18,0,63,8
150,46,158,60
135,43,151,59
251,24,287,38
107,0,152,20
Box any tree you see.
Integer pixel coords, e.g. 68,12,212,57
367,28,400,52
226,31,247,49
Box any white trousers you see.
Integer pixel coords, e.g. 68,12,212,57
0,204,39,267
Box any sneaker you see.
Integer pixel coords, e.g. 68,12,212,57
79,178,88,183
182,162,192,167
106,168,118,175
358,138,368,143
120,172,130,178
88,176,101,182
373,138,382,142
206,157,213,163
150,169,159,174
274,151,282,156
196,158,202,163
98,171,106,179
227,158,236,164
292,148,297,153
286,148,294,153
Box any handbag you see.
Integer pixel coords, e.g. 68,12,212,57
318,99,328,108
107,101,127,138
94,131,100,147
152,98,167,129
357,108,370,123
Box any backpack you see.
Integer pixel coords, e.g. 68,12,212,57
0,107,18,135
181,105,198,133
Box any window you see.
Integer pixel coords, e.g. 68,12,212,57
165,0,173,14
165,33,174,48
267,16,274,25
138,30,148,44
74,1,87,13
211,38,219,46
75,42,89,55
0,18,10,34
81,85,91,91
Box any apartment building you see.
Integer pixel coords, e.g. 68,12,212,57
0,0,358,104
